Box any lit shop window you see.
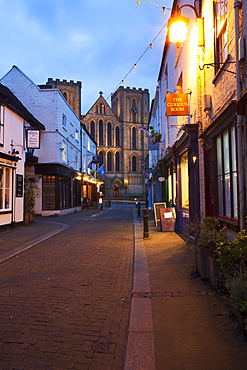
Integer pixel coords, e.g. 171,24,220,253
0,167,11,210
180,151,189,208
0,105,4,146
216,126,238,219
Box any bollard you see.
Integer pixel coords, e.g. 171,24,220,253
143,208,150,239
137,201,141,217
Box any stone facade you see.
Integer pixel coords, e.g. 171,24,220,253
82,87,150,199
45,78,82,119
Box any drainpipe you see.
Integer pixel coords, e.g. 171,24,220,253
234,0,245,229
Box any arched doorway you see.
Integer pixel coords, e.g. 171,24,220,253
113,184,119,197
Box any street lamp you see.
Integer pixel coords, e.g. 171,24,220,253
167,2,204,47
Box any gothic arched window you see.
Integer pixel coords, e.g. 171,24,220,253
90,120,95,141
132,155,137,172
115,152,120,172
107,151,112,171
98,151,103,167
99,119,103,145
132,127,137,149
107,122,112,146
116,126,120,147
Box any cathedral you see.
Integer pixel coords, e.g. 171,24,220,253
45,79,149,199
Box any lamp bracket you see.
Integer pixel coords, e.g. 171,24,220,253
199,62,236,74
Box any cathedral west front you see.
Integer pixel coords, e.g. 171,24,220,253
45,78,149,199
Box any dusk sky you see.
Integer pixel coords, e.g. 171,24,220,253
0,0,172,113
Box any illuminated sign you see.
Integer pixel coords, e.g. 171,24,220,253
166,93,189,116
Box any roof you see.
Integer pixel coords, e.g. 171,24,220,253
0,83,45,130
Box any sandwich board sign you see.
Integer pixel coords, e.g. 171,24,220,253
154,202,166,226
160,207,176,232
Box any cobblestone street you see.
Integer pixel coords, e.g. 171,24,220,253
0,205,134,369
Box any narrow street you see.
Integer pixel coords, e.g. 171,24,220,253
0,204,134,369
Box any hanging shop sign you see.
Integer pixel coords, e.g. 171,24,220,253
26,129,40,149
166,93,189,116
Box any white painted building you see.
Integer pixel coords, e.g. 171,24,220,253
0,83,44,227
1,66,99,216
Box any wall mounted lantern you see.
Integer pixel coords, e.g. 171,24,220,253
167,2,204,47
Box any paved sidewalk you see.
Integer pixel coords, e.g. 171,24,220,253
142,210,247,370
0,218,68,263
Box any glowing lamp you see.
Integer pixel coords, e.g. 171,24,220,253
168,15,190,44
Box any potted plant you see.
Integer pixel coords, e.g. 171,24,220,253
24,177,37,224
216,230,247,335
188,217,226,288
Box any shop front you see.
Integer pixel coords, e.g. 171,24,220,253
173,124,200,237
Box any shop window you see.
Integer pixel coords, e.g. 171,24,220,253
59,176,71,209
0,105,4,146
0,167,11,210
180,151,189,208
167,164,176,206
43,175,56,210
73,179,81,207
216,126,238,219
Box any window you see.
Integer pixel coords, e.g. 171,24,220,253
99,119,103,145
61,141,67,162
132,99,137,123
116,126,120,146
116,152,120,172
216,126,238,219
100,104,105,115
107,122,112,146
215,0,228,68
59,176,71,209
90,121,95,141
107,151,112,171
99,151,103,167
0,167,11,210
167,164,176,205
62,114,67,128
63,92,67,101
75,129,79,141
0,105,4,146
43,175,56,210
180,151,189,208
132,155,137,172
132,127,137,149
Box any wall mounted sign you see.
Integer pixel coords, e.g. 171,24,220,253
166,93,189,116
26,129,40,149
16,174,23,197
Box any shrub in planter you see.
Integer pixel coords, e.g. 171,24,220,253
216,231,247,334
24,177,38,223
188,217,226,286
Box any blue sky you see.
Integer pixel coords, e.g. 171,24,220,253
0,0,172,113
